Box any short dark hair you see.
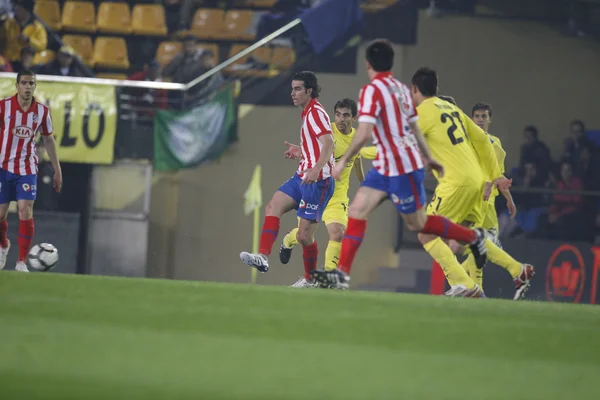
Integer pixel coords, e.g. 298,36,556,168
365,39,394,72
570,119,585,131
472,102,493,118
438,95,456,105
524,125,538,139
292,71,320,98
16,69,36,83
334,98,357,117
411,67,438,97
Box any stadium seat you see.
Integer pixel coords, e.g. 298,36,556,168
224,44,272,77
131,5,168,36
61,1,96,33
34,0,62,31
62,34,95,66
93,37,130,69
155,41,183,68
219,10,256,41
190,9,225,40
270,47,295,70
97,2,132,35
246,0,277,7
96,73,128,80
32,49,56,66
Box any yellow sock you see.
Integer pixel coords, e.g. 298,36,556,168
462,253,483,288
485,239,522,278
283,228,299,248
324,240,341,271
423,238,475,289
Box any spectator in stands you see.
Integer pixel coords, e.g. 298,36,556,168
545,160,585,239
0,0,12,21
0,53,12,72
577,144,600,190
163,0,181,33
0,0,47,63
10,46,34,73
128,60,168,117
500,162,547,238
519,125,552,180
38,45,93,77
562,119,596,164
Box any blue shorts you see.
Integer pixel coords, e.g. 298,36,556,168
361,168,426,214
0,170,37,203
278,174,335,222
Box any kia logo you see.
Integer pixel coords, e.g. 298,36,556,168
12,126,33,138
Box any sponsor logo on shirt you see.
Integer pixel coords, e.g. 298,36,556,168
12,126,34,138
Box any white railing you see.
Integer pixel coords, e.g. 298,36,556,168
0,18,302,93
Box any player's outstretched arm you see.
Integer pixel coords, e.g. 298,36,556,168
409,121,433,162
42,134,62,193
315,133,335,171
462,111,502,181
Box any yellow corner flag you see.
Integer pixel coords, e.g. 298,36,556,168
243,165,262,284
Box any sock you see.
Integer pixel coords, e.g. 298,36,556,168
258,216,280,256
423,237,475,289
338,218,367,275
324,240,342,271
421,215,476,243
302,241,318,280
283,228,299,248
18,219,34,262
462,253,483,287
485,238,522,278
0,219,7,248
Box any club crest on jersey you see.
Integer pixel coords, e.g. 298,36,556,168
12,126,34,138
32,114,38,122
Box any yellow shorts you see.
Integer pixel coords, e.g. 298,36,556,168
481,199,499,231
322,198,349,226
426,183,484,226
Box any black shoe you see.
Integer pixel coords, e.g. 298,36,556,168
311,268,350,289
279,243,293,264
469,228,488,269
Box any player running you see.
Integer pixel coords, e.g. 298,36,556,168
311,39,490,295
0,69,62,272
409,68,528,297
461,102,534,299
278,98,377,288
240,71,335,279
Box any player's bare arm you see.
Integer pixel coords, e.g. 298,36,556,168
42,134,62,193
353,157,365,182
333,121,372,180
499,186,517,218
409,120,444,177
284,141,302,160
463,114,507,188
301,133,334,185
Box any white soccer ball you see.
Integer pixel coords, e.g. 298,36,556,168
28,243,59,271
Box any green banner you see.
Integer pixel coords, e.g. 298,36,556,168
153,86,236,172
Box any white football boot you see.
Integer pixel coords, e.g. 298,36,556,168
0,240,10,270
240,252,269,273
289,277,316,288
15,261,29,272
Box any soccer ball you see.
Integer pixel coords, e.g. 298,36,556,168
28,243,59,271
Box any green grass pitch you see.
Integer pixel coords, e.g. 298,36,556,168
1,271,599,399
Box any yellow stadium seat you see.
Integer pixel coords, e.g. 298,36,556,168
93,37,130,69
131,5,168,36
97,2,132,35
61,1,96,33
270,47,295,70
155,41,183,68
224,44,272,77
62,35,95,66
34,0,62,31
190,9,224,40
219,10,256,41
360,0,398,13
32,49,56,66
96,73,128,80
246,0,277,6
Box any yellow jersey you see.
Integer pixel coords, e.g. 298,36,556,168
331,123,360,202
360,146,377,160
417,97,502,188
487,133,506,199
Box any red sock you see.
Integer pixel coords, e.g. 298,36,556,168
0,219,7,248
258,216,280,256
338,218,367,275
302,241,318,280
18,219,34,262
421,215,476,243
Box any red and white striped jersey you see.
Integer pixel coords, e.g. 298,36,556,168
0,95,53,176
298,98,333,180
358,71,424,176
